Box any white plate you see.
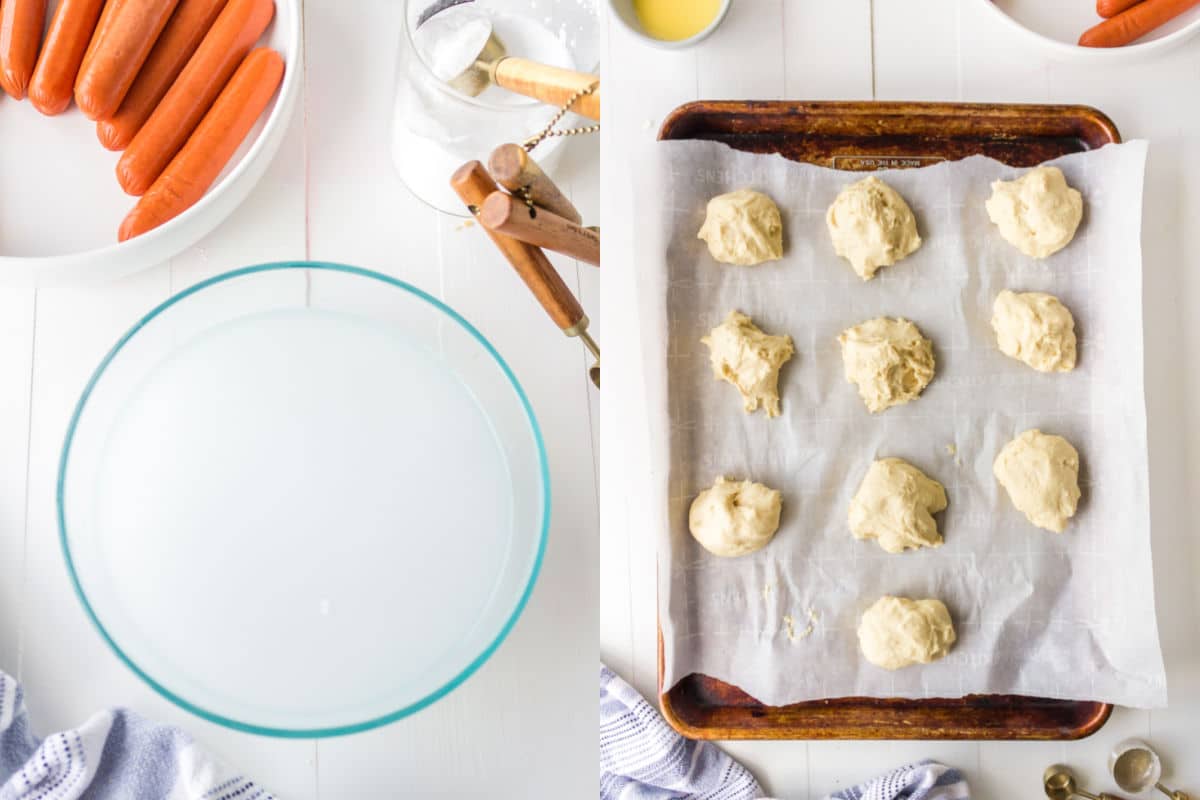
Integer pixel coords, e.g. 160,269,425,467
978,0,1200,63
0,0,301,286
58,263,550,736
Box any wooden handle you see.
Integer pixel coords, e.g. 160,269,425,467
492,58,600,121
478,191,599,267
450,161,585,332
488,143,582,224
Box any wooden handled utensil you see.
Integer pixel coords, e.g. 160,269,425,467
488,143,583,224
450,161,600,387
478,191,599,266
437,24,600,120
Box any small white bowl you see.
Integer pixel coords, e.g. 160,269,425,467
0,0,301,287
976,0,1200,64
607,0,731,49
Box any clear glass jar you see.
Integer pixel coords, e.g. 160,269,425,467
393,0,599,215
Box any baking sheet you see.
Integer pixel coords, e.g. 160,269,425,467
639,139,1166,708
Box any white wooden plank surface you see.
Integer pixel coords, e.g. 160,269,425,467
0,0,600,795
603,0,1200,797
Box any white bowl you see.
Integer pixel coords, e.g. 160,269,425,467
977,0,1200,63
607,0,731,49
0,0,301,287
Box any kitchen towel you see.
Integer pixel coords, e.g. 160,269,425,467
825,761,969,800
600,664,762,800
0,670,275,800
600,664,969,800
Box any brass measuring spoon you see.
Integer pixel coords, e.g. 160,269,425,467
1045,766,1128,800
1110,739,1191,800
416,0,601,118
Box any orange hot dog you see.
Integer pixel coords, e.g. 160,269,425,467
119,46,283,241
0,0,49,100
117,0,274,196
1097,0,1144,17
79,0,121,75
96,0,228,150
74,0,180,119
1080,0,1200,45
29,0,106,114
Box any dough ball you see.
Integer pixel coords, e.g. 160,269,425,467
849,458,947,554
993,429,1081,533
838,317,935,413
985,166,1083,259
702,310,795,418
991,290,1077,373
688,476,783,557
826,176,921,280
858,596,956,670
697,189,784,266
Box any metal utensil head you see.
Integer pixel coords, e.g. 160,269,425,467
416,0,474,28
447,31,507,97
415,0,506,96
1113,744,1161,793
1046,766,1079,800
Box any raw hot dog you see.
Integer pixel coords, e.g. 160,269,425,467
96,0,228,150
1097,0,1144,17
74,0,180,119
1080,0,1200,45
0,0,49,100
78,0,121,76
29,0,105,114
117,0,274,195
119,47,283,240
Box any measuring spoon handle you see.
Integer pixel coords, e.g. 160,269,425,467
492,58,600,120
1157,784,1190,800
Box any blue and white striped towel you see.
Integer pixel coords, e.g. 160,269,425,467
0,670,274,800
600,664,763,800
824,760,970,800
600,664,971,800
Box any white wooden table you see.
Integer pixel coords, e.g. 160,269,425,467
0,1,599,796
602,2,1200,797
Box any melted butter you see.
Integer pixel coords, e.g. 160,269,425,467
633,0,722,42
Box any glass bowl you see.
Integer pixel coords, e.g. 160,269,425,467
58,262,549,737
392,0,600,214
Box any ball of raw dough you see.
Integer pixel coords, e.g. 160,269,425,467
993,429,1081,533
697,189,784,266
849,458,947,554
702,310,795,418
991,290,1077,373
985,166,1083,259
688,476,783,557
838,317,935,413
826,176,921,280
858,596,956,670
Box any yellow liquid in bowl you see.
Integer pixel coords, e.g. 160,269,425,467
633,0,722,42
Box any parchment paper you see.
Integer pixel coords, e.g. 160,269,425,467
638,139,1166,708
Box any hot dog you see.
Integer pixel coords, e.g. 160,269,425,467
29,0,105,114
0,0,49,100
117,0,274,195
74,0,180,119
96,0,228,150
79,0,121,75
1080,0,1200,45
119,47,283,240
1097,0,1144,17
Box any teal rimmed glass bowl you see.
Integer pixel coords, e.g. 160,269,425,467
58,262,549,737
